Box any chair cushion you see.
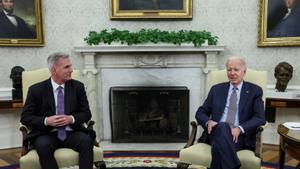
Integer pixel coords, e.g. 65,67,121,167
22,68,81,104
207,69,267,104
19,146,103,169
179,143,212,168
179,143,261,169
237,150,261,169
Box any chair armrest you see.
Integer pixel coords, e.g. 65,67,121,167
255,122,268,157
20,120,100,156
85,120,100,147
184,121,198,148
86,120,95,130
19,123,31,156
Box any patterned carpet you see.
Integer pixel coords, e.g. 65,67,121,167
0,160,296,169
0,149,297,169
104,151,180,168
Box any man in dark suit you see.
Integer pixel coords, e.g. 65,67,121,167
195,57,266,169
21,52,94,169
267,0,300,37
0,0,35,39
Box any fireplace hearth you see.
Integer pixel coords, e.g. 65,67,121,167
110,86,189,142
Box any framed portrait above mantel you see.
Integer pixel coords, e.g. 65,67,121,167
110,0,192,19
258,0,300,47
0,0,44,47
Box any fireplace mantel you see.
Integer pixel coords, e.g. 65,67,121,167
74,45,225,140
74,44,225,53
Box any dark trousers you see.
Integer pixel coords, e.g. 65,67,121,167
209,122,245,169
34,131,94,169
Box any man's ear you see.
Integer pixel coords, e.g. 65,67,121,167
50,66,56,75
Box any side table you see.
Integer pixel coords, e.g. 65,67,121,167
266,98,300,122
277,124,300,169
0,99,23,109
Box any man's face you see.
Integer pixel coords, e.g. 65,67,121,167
226,59,246,86
275,67,292,85
51,58,73,84
285,0,295,8
2,0,14,13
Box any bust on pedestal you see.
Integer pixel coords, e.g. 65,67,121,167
274,62,293,92
10,66,24,100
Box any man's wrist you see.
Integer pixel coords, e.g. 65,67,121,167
44,117,48,126
206,120,212,127
70,115,75,124
238,125,245,133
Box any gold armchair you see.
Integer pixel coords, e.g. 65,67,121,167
177,68,268,169
19,68,106,169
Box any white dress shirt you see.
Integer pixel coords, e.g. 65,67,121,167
220,82,245,133
3,10,18,27
44,79,74,131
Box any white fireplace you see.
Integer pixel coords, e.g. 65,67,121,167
74,45,225,141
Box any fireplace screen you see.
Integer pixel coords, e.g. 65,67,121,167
110,86,189,142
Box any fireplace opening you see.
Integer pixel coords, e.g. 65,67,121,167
110,86,189,142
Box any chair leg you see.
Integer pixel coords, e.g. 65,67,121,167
94,160,106,169
177,162,190,169
296,162,300,169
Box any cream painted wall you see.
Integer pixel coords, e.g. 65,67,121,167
0,0,300,85
0,0,299,148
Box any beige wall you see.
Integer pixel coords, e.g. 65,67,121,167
0,0,299,148
0,0,299,86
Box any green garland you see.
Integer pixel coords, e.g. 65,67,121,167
84,28,218,47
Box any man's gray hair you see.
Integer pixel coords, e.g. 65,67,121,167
226,56,247,70
47,52,69,70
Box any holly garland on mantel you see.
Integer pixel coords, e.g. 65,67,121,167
84,28,218,47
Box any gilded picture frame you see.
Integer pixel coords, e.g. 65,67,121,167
0,0,44,47
110,0,192,19
258,0,300,47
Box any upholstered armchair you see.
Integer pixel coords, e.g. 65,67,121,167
19,68,106,169
177,68,268,169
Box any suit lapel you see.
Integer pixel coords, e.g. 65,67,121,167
45,79,56,114
1,11,18,31
220,83,230,111
64,81,72,115
239,82,249,116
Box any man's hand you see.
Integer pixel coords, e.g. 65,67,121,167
207,120,218,134
46,115,73,127
231,127,241,143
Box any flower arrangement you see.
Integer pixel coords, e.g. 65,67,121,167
84,28,218,47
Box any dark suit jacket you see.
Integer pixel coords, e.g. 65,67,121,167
267,0,287,30
195,81,265,149
20,78,94,141
0,11,35,39
267,0,300,37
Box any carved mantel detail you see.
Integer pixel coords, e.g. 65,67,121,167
134,55,167,68
74,45,225,140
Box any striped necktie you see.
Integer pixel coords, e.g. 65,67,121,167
226,87,237,127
